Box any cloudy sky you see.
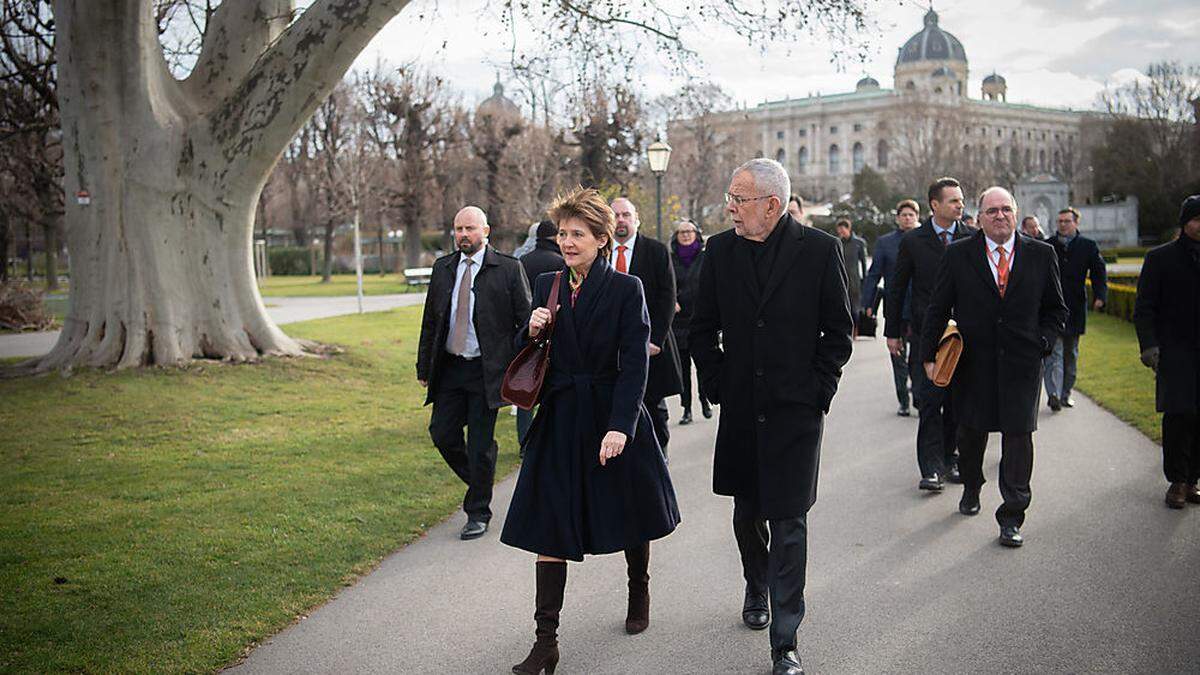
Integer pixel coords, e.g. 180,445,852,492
350,0,1200,113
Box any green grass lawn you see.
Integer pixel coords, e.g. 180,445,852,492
1074,312,1160,442
0,307,518,673
257,274,421,297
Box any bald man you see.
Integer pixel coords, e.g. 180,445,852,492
417,206,532,540
921,187,1065,548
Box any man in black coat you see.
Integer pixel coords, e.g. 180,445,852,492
863,199,920,416
886,177,971,491
417,206,532,540
515,220,564,446
1043,207,1107,411
692,158,853,675
1134,195,1200,509
610,197,683,456
922,187,1066,547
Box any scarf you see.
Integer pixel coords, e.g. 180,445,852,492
674,239,702,268
568,267,586,307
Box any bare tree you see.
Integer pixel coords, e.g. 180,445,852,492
658,81,736,229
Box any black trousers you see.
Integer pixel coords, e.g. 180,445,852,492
732,497,808,653
912,353,957,479
429,355,499,522
1162,413,1200,484
647,398,669,459
677,344,708,414
891,337,911,409
957,426,1034,528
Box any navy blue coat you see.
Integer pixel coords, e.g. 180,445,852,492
500,258,681,561
1047,233,1107,335
862,228,910,321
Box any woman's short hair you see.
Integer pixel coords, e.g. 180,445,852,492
548,186,615,258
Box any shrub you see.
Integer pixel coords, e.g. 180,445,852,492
1089,279,1136,322
1101,246,1150,258
268,247,316,275
0,281,54,331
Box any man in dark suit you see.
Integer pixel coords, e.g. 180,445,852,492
692,158,853,675
515,220,564,446
417,206,532,540
610,197,683,456
1134,194,1200,509
863,199,921,416
1044,207,1107,411
922,187,1066,547
886,177,971,491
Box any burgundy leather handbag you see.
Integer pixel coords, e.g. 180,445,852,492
501,271,563,410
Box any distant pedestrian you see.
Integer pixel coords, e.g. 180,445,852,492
416,206,532,541
502,187,680,673
835,218,868,330
610,197,683,456
886,177,970,492
921,187,1066,547
1133,194,1200,509
1043,207,1107,411
863,199,921,416
962,213,977,232
513,221,540,258
670,219,711,425
787,194,807,225
692,158,853,675
1020,215,1045,240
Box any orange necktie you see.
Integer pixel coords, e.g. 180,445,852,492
993,246,1010,297
616,245,628,273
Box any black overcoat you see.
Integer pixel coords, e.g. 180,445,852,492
920,232,1067,434
500,258,681,561
1133,238,1200,414
519,239,564,282
627,236,684,402
1048,233,1107,336
416,246,532,410
885,219,970,339
690,215,854,518
669,242,705,351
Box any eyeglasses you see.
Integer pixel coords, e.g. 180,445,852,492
983,205,1015,217
724,193,772,206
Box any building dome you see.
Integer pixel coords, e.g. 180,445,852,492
983,73,1007,85
896,9,967,66
931,66,954,78
855,75,880,92
982,71,1008,101
477,79,521,119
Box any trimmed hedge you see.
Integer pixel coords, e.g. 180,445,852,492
268,247,317,275
1100,246,1150,258
1088,279,1136,322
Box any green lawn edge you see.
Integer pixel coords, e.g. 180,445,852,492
0,306,518,673
1074,312,1161,443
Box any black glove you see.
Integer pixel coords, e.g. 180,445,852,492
1140,347,1160,371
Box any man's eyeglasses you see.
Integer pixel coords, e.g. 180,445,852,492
983,205,1015,217
725,193,772,206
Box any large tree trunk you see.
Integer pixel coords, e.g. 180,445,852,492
40,0,410,370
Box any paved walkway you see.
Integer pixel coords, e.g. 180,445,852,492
0,294,425,359
228,336,1200,674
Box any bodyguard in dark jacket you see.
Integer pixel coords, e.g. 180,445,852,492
1043,207,1108,410
1134,195,1200,508
417,206,532,540
610,198,684,456
691,159,852,675
921,188,1066,548
670,219,710,424
886,177,971,490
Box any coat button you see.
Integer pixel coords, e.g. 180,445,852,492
755,368,764,376
756,319,765,328
757,414,766,423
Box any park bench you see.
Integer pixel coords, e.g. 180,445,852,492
403,267,433,285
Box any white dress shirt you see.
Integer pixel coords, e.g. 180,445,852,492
984,233,1015,287
446,247,486,358
610,233,638,271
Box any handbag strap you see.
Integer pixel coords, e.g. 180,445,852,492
539,271,563,340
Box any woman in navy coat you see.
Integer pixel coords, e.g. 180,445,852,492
502,187,680,675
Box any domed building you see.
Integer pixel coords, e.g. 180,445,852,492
477,78,522,121
669,7,1097,211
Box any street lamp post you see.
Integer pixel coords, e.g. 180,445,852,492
646,138,672,241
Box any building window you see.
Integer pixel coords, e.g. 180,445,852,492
994,146,1002,165
776,147,786,165
997,129,1002,137
1053,149,1062,172
852,142,864,173
853,123,863,132
798,146,808,174
829,144,841,174
1010,146,1019,168
905,81,915,90
776,131,784,140
1024,148,1031,170
798,129,807,137
1039,149,1046,170
877,140,889,169
830,126,839,134
934,87,943,94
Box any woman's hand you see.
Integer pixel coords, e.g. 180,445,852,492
599,430,627,466
528,307,553,338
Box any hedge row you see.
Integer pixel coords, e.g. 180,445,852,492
1088,279,1137,322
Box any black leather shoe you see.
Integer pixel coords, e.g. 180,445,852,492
919,475,944,492
460,520,488,540
701,402,713,419
742,589,769,630
947,464,963,484
679,411,693,425
772,648,804,675
958,489,980,516
1061,397,1075,408
1047,395,1061,411
897,405,911,417
999,525,1023,547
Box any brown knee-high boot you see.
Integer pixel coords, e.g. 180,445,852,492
624,542,650,634
513,561,566,674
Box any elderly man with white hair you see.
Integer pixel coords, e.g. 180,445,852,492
691,158,853,675
920,187,1066,548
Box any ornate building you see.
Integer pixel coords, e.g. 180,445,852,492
679,9,1098,206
